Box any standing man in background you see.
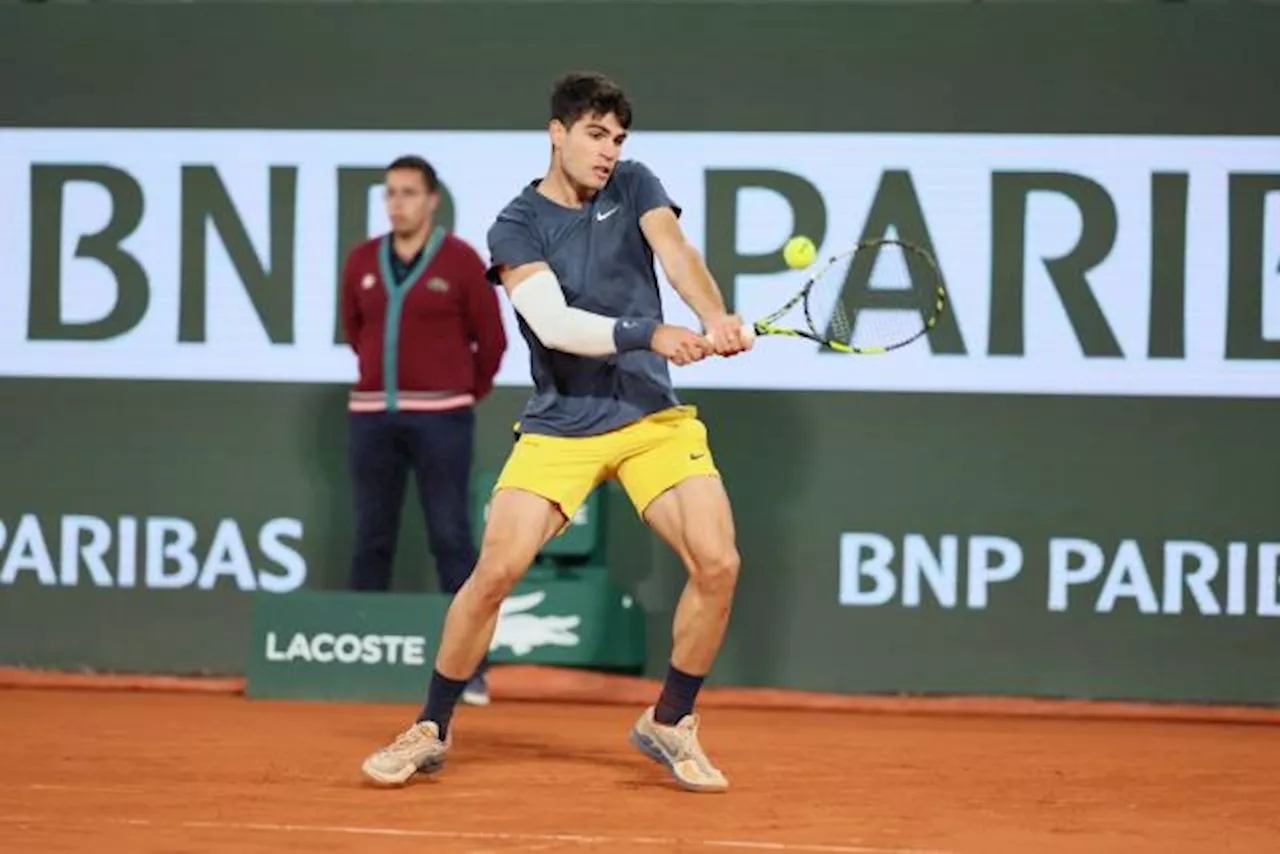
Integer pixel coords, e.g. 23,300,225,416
340,155,507,705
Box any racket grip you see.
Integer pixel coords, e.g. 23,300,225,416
705,324,756,348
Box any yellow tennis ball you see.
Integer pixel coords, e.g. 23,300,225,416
783,236,817,270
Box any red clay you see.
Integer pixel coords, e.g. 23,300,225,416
7,664,1280,726
1,688,1277,853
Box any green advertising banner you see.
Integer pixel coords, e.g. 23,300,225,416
245,570,646,702
246,591,448,702
1,2,1278,707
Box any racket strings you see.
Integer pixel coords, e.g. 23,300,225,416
803,240,946,352
826,299,854,346
840,302,935,350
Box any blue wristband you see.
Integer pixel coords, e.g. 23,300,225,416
613,317,659,352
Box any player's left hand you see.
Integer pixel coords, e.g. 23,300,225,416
703,313,754,357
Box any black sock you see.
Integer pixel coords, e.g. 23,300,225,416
417,669,468,739
654,663,705,726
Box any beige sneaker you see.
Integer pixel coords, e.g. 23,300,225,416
360,720,450,786
628,706,728,793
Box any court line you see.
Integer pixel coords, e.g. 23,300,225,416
20,782,494,800
0,815,957,854
25,783,143,795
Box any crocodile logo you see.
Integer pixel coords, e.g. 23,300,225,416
490,591,582,656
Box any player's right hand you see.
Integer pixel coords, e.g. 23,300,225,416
651,324,713,366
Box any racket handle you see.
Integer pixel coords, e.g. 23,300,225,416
705,324,756,348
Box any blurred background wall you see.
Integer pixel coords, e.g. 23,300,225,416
1,0,1277,705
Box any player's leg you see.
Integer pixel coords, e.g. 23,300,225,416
360,432,604,786
347,412,410,591
614,407,739,793
403,407,490,705
629,475,739,793
643,474,739,689
420,485,562,721
360,487,562,786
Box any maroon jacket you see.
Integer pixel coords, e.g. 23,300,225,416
340,230,506,413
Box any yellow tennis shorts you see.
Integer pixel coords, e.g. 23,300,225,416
494,404,720,523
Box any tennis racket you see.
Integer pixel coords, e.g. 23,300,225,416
722,237,948,355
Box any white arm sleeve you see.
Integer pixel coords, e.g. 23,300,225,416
507,268,620,356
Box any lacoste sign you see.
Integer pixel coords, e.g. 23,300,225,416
263,631,428,665
245,576,644,702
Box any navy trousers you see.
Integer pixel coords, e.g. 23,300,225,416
348,407,479,596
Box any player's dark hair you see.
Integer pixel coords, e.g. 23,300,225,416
386,155,439,192
550,71,633,130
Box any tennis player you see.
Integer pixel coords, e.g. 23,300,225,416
361,70,751,793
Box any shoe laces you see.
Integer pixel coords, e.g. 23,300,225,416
389,722,433,752
667,715,705,760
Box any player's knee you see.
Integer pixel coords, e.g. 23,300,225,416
688,542,740,598
468,550,530,609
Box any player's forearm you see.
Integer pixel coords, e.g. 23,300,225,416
662,244,728,323
509,269,655,356
532,305,656,356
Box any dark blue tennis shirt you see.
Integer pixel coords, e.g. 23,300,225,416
486,160,684,437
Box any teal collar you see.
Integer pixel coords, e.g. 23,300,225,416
377,226,446,412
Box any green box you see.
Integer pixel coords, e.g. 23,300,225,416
245,571,645,702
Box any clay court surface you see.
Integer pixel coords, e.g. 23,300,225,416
2,687,1278,854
